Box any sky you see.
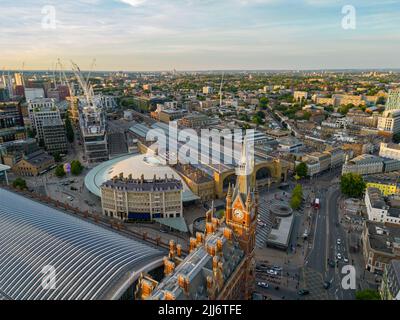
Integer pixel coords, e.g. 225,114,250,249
0,0,399,71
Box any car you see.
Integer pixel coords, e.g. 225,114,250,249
337,253,342,260
267,269,278,276
297,289,310,296
337,239,341,245
272,266,283,271
67,196,73,201
323,281,331,289
257,282,269,289
343,257,349,263
328,260,336,268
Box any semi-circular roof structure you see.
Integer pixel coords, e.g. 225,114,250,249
0,188,165,300
84,153,200,202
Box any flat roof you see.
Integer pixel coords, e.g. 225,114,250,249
0,188,164,300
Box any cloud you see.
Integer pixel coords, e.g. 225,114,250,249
118,0,147,7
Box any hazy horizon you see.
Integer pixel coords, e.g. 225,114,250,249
1,0,400,71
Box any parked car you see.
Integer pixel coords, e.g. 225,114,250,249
257,282,269,289
323,281,331,289
298,289,310,296
269,269,280,275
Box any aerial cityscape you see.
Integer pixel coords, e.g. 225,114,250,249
1,0,400,305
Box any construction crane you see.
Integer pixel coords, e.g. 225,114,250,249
219,72,225,108
57,59,74,99
70,60,95,108
85,58,96,89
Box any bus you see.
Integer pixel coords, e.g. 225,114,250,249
313,198,320,209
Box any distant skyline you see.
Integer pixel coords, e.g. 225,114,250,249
1,0,400,71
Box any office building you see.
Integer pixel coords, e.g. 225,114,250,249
342,154,384,175
0,102,25,143
42,118,68,154
385,89,400,112
25,87,45,101
377,110,400,134
101,173,183,221
203,86,214,94
27,98,63,144
365,187,400,225
380,143,400,161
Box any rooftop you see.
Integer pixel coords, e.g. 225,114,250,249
102,174,183,192
0,188,164,300
366,221,400,254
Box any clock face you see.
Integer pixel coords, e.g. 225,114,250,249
234,209,244,220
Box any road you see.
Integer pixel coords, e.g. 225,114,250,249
304,181,355,300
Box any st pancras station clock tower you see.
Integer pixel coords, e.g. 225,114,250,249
225,142,258,299
135,142,258,300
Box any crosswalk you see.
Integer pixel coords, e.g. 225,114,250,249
301,267,330,300
255,200,280,248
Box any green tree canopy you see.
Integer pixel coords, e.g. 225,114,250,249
295,162,308,178
256,111,266,119
13,178,27,190
355,289,381,300
252,115,264,125
340,173,366,198
53,152,62,162
259,97,269,109
290,184,303,210
71,160,84,176
55,165,66,178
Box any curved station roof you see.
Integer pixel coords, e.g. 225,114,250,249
85,153,200,202
0,188,165,300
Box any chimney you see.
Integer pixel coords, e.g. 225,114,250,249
169,240,176,259
189,237,197,252
223,227,232,240
196,232,204,245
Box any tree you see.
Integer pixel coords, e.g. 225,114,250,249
256,111,265,119
290,184,303,210
53,152,62,162
65,113,75,143
71,160,84,176
259,97,269,109
355,289,381,300
290,195,302,210
340,173,366,198
295,162,308,178
13,178,27,190
252,115,263,125
55,165,66,178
